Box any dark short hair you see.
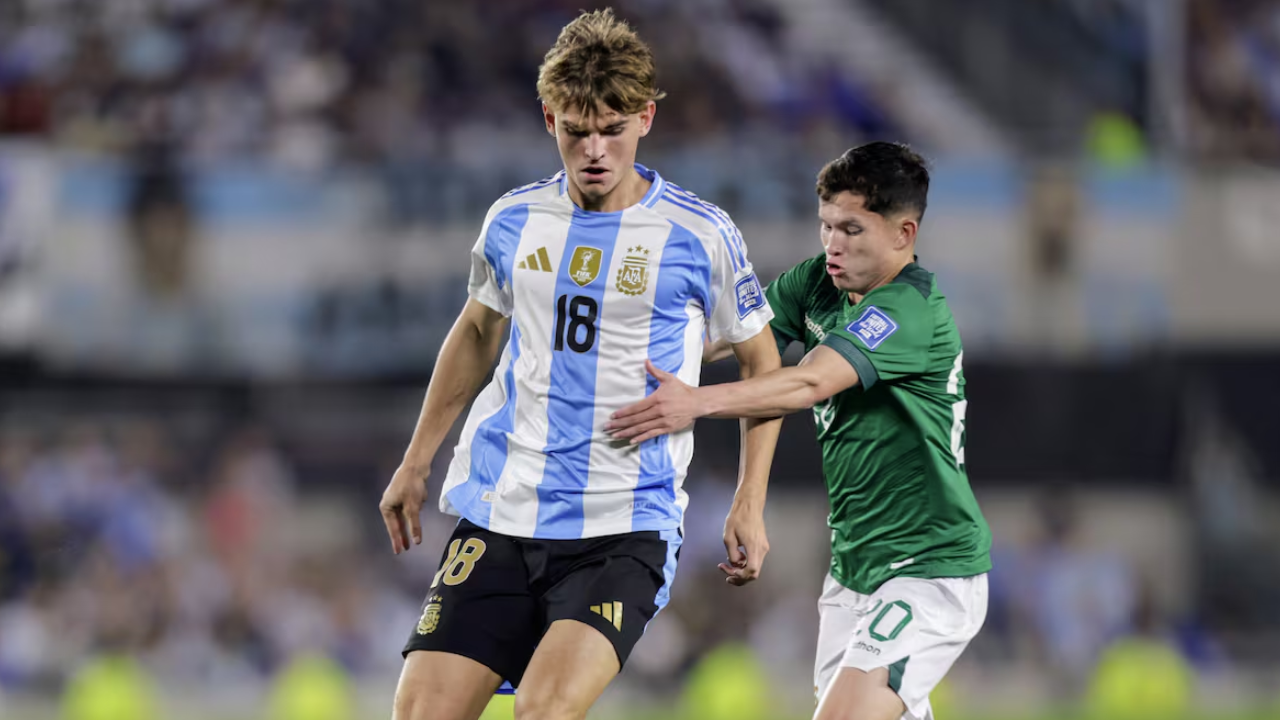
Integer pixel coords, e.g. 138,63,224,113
816,142,930,221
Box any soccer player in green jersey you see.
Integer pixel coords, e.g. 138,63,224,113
607,142,991,720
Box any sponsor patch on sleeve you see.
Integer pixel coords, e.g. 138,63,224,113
846,306,898,350
734,273,765,319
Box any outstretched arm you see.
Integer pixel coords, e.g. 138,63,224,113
380,299,509,554
702,344,859,419
607,345,860,444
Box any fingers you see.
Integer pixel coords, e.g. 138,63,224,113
380,502,406,554
609,394,657,422
612,419,674,444
721,527,768,586
645,358,672,380
629,428,670,445
404,503,422,547
723,528,745,567
718,562,751,586
606,406,663,434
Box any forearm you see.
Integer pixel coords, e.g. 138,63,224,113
732,344,783,508
702,365,823,419
402,315,506,469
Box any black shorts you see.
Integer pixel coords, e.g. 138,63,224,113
402,518,681,688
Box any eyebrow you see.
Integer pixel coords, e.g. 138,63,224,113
565,120,627,133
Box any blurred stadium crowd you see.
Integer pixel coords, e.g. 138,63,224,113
0,0,899,222
2,0,1280,719
0,410,1239,716
1186,0,1280,162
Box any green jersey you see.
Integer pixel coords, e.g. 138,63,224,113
765,254,991,594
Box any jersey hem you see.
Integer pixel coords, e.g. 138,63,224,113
440,489,683,540
832,557,992,595
467,287,510,317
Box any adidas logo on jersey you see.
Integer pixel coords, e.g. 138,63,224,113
518,247,554,272
589,601,623,631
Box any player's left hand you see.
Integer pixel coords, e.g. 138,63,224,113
720,502,769,586
605,359,700,444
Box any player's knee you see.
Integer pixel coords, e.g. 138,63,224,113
392,682,470,720
512,689,587,720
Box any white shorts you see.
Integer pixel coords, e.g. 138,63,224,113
814,572,988,720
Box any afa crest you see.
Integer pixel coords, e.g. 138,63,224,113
569,246,603,287
416,600,442,635
616,246,650,296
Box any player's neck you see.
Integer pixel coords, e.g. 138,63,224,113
568,168,651,213
847,257,913,305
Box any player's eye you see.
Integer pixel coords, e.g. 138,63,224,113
603,126,624,136
846,226,862,235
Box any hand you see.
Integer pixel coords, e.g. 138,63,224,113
379,462,429,554
606,359,700,444
719,502,769,586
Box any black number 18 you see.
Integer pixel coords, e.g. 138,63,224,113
554,294,598,353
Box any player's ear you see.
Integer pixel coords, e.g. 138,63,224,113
896,216,919,250
543,103,557,137
637,100,656,138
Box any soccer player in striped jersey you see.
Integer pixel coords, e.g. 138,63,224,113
379,9,783,720
608,143,991,720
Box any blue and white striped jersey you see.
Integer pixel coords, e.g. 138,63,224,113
439,164,772,539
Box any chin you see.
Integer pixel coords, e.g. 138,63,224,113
581,184,616,201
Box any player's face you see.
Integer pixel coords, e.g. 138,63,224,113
545,100,655,209
819,191,916,295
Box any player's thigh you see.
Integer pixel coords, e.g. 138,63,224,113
393,650,504,720
815,573,874,702
831,574,988,720
542,527,679,671
515,529,679,719
814,666,906,720
402,519,541,687
513,619,621,720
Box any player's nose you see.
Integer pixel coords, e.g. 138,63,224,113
584,133,607,159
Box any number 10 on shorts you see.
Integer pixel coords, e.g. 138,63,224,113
867,600,914,642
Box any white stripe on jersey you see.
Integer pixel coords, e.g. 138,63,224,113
581,218,673,537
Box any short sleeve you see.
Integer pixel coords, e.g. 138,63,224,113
467,205,526,317
821,284,931,390
704,217,774,345
764,256,820,355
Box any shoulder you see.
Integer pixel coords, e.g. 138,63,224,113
865,264,936,309
890,263,936,301
783,253,831,285
648,181,744,256
483,170,568,223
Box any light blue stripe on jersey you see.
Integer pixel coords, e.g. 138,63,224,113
484,205,531,295
445,205,529,524
651,528,683,618
659,188,745,272
632,224,712,532
536,210,624,538
664,183,746,267
448,317,523,526
674,185,747,269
